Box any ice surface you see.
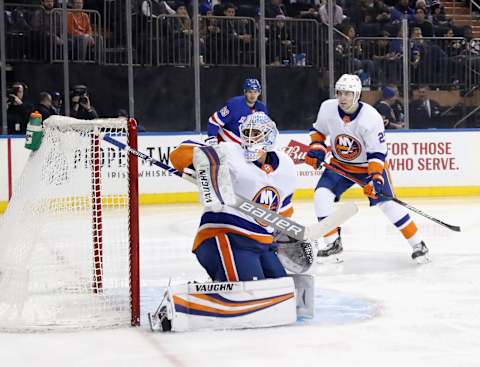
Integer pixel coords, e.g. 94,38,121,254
1,197,479,367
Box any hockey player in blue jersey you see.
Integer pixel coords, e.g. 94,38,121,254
205,78,268,145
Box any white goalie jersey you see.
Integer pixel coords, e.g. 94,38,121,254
170,141,297,251
192,142,297,250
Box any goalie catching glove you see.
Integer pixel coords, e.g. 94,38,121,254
275,233,315,273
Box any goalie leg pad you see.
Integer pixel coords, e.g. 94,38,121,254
192,145,236,211
151,278,297,332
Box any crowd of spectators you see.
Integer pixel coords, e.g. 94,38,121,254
5,0,478,79
4,0,480,130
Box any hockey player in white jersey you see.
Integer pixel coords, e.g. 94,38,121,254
305,74,429,263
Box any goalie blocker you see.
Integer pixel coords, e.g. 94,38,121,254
149,275,314,332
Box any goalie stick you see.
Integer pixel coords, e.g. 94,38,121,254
102,134,358,241
322,162,461,232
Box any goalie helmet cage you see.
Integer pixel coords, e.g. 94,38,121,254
0,116,140,331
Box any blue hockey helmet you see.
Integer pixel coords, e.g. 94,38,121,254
243,78,261,93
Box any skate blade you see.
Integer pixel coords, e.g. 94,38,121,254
414,254,431,265
148,312,160,332
317,253,344,264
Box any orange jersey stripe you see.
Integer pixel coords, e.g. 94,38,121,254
192,228,272,252
216,234,239,282
331,158,368,174
280,207,294,218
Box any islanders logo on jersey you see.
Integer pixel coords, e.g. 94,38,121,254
252,186,281,226
334,134,362,161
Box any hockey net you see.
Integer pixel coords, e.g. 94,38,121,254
0,116,139,331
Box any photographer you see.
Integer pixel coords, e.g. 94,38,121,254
7,82,32,134
35,92,57,121
70,85,98,120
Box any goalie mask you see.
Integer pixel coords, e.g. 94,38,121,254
239,112,278,162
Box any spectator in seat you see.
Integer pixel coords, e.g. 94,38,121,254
375,5,396,34
319,0,346,26
266,14,294,65
171,3,194,64
409,85,442,129
286,1,318,19
431,2,451,28
391,0,415,22
31,0,62,60
387,84,406,125
415,0,429,17
335,24,375,87
371,30,401,84
442,27,467,86
410,26,448,84
374,86,404,129
218,3,253,64
409,7,433,37
6,82,32,135
141,0,175,18
266,0,287,18
67,0,96,61
35,92,57,121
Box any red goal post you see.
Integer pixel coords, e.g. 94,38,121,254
0,116,139,331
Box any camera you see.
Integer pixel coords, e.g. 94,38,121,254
71,85,89,104
6,86,21,105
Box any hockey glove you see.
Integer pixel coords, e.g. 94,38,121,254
204,136,218,146
305,141,327,169
363,172,385,199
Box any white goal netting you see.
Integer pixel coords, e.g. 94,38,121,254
0,116,138,332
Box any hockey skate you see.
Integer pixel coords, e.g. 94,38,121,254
411,241,430,264
148,305,172,332
317,236,343,263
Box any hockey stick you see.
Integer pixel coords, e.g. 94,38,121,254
322,162,461,232
102,134,358,240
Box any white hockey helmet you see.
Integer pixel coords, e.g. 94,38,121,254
239,112,278,161
335,74,362,106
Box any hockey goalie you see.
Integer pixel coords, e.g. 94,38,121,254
149,112,317,332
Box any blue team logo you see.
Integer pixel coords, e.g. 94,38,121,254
334,134,362,161
252,186,280,226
